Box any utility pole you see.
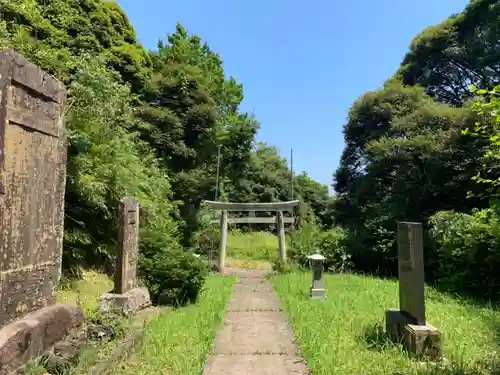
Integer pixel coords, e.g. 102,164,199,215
290,148,294,200
214,144,222,201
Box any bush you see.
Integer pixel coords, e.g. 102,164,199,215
429,209,500,299
272,258,300,274
139,227,209,306
319,228,353,272
191,204,220,260
62,57,208,305
290,221,352,272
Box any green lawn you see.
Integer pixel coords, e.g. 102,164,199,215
114,275,236,375
272,271,500,375
227,231,278,261
223,231,280,269
56,270,113,317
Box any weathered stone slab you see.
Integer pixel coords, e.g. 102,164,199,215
228,289,282,311
385,223,443,362
212,311,298,355
114,197,139,294
404,323,442,361
397,221,425,325
385,308,443,361
203,354,310,375
100,198,150,316
99,287,151,316
223,268,267,279
0,49,67,327
0,304,83,375
0,263,58,325
232,282,274,293
235,277,269,287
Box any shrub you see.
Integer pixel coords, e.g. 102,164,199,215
290,221,320,262
272,258,300,274
192,204,220,260
62,57,208,305
290,221,352,272
429,209,500,299
139,227,209,306
319,228,353,272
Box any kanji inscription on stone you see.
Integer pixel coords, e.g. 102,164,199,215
114,197,140,294
0,49,67,327
397,221,425,325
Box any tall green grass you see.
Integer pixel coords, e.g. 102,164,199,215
272,272,500,375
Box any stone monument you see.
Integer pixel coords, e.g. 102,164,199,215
385,222,442,360
100,197,151,315
0,49,83,374
307,252,326,300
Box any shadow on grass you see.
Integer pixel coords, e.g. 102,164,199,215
357,323,400,351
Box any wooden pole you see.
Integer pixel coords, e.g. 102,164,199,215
276,211,286,262
218,210,228,273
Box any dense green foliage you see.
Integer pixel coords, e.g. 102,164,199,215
290,222,352,272
9,0,500,305
0,0,332,302
334,0,500,301
396,0,500,105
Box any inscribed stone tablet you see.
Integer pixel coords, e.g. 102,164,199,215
397,221,425,325
114,197,139,294
0,49,66,327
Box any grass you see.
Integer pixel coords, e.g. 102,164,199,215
24,270,115,375
56,269,113,317
225,230,291,270
114,274,236,375
227,230,278,261
272,271,500,375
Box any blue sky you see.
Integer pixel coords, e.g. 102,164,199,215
117,0,469,190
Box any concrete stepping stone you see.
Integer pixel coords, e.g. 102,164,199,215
203,354,310,375
203,268,311,375
212,311,297,355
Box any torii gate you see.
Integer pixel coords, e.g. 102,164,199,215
203,200,299,273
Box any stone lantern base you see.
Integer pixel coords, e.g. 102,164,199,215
309,287,326,300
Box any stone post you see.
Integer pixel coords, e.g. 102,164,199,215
385,222,442,360
114,197,139,294
248,210,255,232
218,210,228,273
398,221,425,325
276,211,286,262
100,197,150,315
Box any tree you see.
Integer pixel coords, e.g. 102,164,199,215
334,81,486,273
0,0,152,92
466,85,500,201
139,60,221,243
396,0,500,105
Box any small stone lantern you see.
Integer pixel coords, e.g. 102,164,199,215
307,252,326,300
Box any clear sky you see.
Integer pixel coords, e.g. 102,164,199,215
117,0,470,190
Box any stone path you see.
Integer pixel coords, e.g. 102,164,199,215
203,268,310,375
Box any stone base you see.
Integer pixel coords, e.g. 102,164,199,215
309,288,326,300
385,308,442,361
0,304,84,375
99,287,151,316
